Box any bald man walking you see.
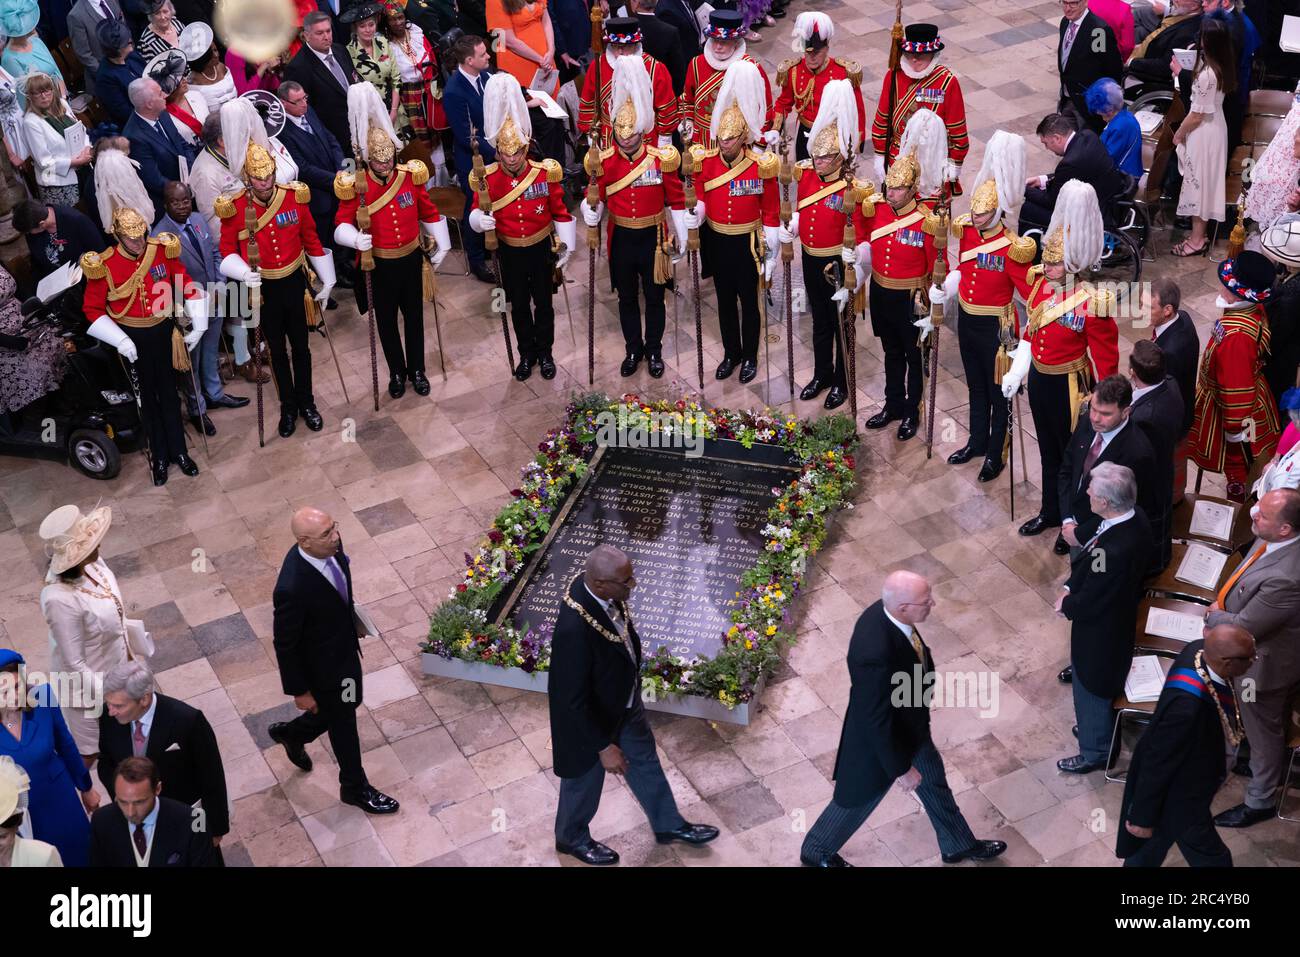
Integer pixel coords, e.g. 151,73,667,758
801,571,1006,867
268,507,399,815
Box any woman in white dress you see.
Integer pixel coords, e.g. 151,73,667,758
1171,18,1235,257
0,757,63,868
180,22,236,113
19,72,91,206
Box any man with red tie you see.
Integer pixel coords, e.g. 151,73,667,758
577,16,679,151
772,12,864,163
681,9,775,150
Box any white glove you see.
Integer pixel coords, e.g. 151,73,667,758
943,267,961,301
763,256,777,283
581,200,604,227
1001,339,1033,398
928,283,946,306
841,245,855,265
854,241,871,285
1225,430,1247,443
183,295,208,349
670,207,687,257
556,218,577,270
246,271,262,289
308,253,336,305
334,223,372,251
764,224,779,260
218,254,254,282
873,153,885,182
762,129,780,149
778,212,799,245
681,119,694,142
423,218,450,266
684,205,703,231
88,316,137,363
913,314,934,343
657,134,672,149
832,287,849,304
469,208,496,233
944,161,961,184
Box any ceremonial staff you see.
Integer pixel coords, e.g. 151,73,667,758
306,286,352,405
352,147,381,412
778,129,795,409
882,0,904,174
468,112,514,374
841,175,860,423
244,198,268,446
922,187,951,459
1006,401,1016,520
424,241,448,378
585,49,605,388
680,139,705,392
823,258,854,422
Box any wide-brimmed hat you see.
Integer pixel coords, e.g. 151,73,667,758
0,0,39,40
340,0,382,25
39,504,112,576
0,756,30,824
1261,217,1300,269
1218,250,1275,303
179,21,214,61
145,48,189,95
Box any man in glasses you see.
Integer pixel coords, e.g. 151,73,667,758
549,544,719,865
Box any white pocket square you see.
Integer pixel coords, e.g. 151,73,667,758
165,742,181,752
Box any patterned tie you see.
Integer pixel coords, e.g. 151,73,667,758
1062,20,1079,67
97,0,116,18
132,720,146,756
324,52,349,91
301,115,313,135
324,557,349,605
908,627,925,664
1216,544,1266,605
133,823,147,859
1079,432,1104,487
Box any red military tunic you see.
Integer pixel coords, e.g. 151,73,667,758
682,54,774,149
578,53,679,148
950,217,1036,327
870,65,969,190
592,143,685,253
1189,304,1282,473
335,161,440,256
80,235,200,329
791,161,869,256
693,146,780,234
858,194,938,291
216,183,324,278
1022,266,1119,426
469,157,572,248
774,56,865,141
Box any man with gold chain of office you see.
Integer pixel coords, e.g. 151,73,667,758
772,12,865,163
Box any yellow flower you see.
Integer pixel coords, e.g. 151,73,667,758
766,625,776,636
744,639,753,649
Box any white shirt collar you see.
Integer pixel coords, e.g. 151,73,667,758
1097,417,1127,448
136,693,158,740
310,45,336,64
458,66,482,87
1154,314,1180,338
136,797,161,839
583,580,614,617
1097,508,1136,536
1265,535,1300,556
1204,659,1228,687
1066,11,1087,26
882,606,912,638
1131,382,1160,403
1062,130,1076,152
288,112,311,130
297,546,333,576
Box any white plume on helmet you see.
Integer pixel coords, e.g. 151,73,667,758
807,78,859,158
973,130,1027,222
895,108,946,197
710,58,767,145
482,72,533,149
610,51,655,138
218,97,271,171
790,11,833,53
346,81,400,160
1046,179,1104,274
94,147,155,231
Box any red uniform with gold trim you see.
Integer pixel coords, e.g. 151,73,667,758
682,54,774,149
859,194,938,290
1022,271,1119,380
469,157,572,247
592,143,685,252
334,162,440,255
792,162,869,254
578,53,680,147
81,236,200,326
1189,304,1282,479
217,183,324,275
774,56,865,143
950,217,1035,322
871,66,969,191
695,146,780,232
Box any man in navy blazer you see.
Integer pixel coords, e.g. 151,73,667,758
656,0,702,63
276,80,351,284
122,77,198,217
443,33,496,283
282,13,360,162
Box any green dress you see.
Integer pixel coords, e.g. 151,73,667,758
347,36,408,140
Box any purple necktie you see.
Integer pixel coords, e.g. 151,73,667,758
325,557,349,605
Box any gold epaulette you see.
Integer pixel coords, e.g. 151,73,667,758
852,176,875,195
861,192,882,217
793,158,811,183
540,157,563,183
691,144,715,163
79,251,107,280
334,170,356,200
600,145,617,162
650,144,680,173
287,181,310,204
836,58,862,86
952,213,971,230
401,159,429,185
1027,263,1045,284
154,232,181,259
919,205,941,236
754,149,779,179
1091,284,1116,318
214,189,243,219
1007,231,1036,264
776,57,797,87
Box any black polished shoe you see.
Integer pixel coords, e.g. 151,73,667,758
647,353,665,378
1057,754,1105,774
151,459,169,486
471,263,496,284
326,298,338,311
824,386,847,410
865,409,899,430
539,356,557,380
738,358,758,383
301,406,324,432
206,393,249,409
941,839,1008,864
1058,665,1073,684
188,413,216,436
340,785,400,815
800,853,852,867
1053,534,1071,555
1213,803,1275,829
800,378,827,401
173,453,199,477
977,457,1005,482
268,722,312,772
335,272,354,290
410,370,432,395
715,357,738,380
947,443,978,465
620,352,642,377
1018,514,1059,537
513,358,534,382
389,374,407,398
278,411,297,438
654,823,720,846
897,417,918,441
555,839,619,865
1072,725,1079,738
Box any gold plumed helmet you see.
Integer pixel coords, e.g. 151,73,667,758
884,150,919,190
244,142,275,179
811,120,841,159
1041,227,1065,265
613,96,639,141
112,206,148,240
717,101,749,142
495,115,527,156
970,178,999,217
367,126,396,164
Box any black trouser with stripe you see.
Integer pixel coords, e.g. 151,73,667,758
610,224,666,356
803,248,846,388
869,279,923,418
260,269,313,415
1027,365,1073,525
499,239,555,361
703,225,761,362
123,320,187,464
957,305,1009,459
794,124,811,162
365,251,426,379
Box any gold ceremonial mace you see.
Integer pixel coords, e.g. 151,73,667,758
585,2,605,388
778,132,795,411
923,194,951,460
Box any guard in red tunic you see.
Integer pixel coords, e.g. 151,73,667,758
999,180,1119,537
1189,252,1283,502
682,9,776,150
780,78,869,409
81,206,208,486
581,54,687,380
470,73,576,382
943,131,1036,482
334,83,450,399
773,12,864,163
870,23,968,196
686,59,780,383
217,144,337,438
577,17,679,151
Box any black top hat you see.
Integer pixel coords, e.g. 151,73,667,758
603,15,643,44
705,8,746,40
340,1,383,24
1218,250,1276,304
901,23,943,54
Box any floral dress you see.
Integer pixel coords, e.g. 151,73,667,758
1175,68,1227,221
348,36,406,137
0,264,67,413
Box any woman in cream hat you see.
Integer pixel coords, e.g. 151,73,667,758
38,503,146,760
0,756,63,867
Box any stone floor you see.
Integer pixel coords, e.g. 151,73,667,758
3,0,1299,867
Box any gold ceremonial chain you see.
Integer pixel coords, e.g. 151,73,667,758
563,576,636,660
1194,650,1244,747
70,564,134,661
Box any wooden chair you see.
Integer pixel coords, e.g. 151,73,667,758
1134,596,1205,657
1141,95,1185,208
1169,495,1254,552
1106,655,1174,783
1241,113,1284,147
426,183,471,277
1146,541,1244,605
1246,88,1296,118
55,37,84,96
1276,693,1300,823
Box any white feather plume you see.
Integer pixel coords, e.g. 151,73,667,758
1047,179,1104,274
807,78,858,158
346,82,400,160
710,58,766,144
482,72,533,149
94,147,155,231
895,108,946,197
611,52,654,137
973,130,1027,222
218,97,271,176
791,12,833,53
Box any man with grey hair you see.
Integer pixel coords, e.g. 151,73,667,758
282,9,359,159
801,570,1007,866
122,75,199,213
97,659,230,857
1055,462,1153,773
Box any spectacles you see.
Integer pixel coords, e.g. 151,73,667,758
598,574,636,587
899,597,936,608
286,95,308,106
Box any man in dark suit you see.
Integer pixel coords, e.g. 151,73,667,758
1149,278,1199,503
1127,0,1205,89
283,11,361,159
268,506,399,815
89,757,218,866
1118,625,1255,866
549,545,718,865
656,0,702,64
1020,113,1124,234
1057,0,1123,133
312,0,348,36
1128,340,1184,572
1056,463,1154,773
442,33,496,284
13,200,105,283
122,77,199,216
67,0,124,96
98,660,229,859
801,571,1007,867
631,0,687,94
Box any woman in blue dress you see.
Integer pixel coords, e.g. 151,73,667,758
0,649,98,866
1086,77,1144,179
